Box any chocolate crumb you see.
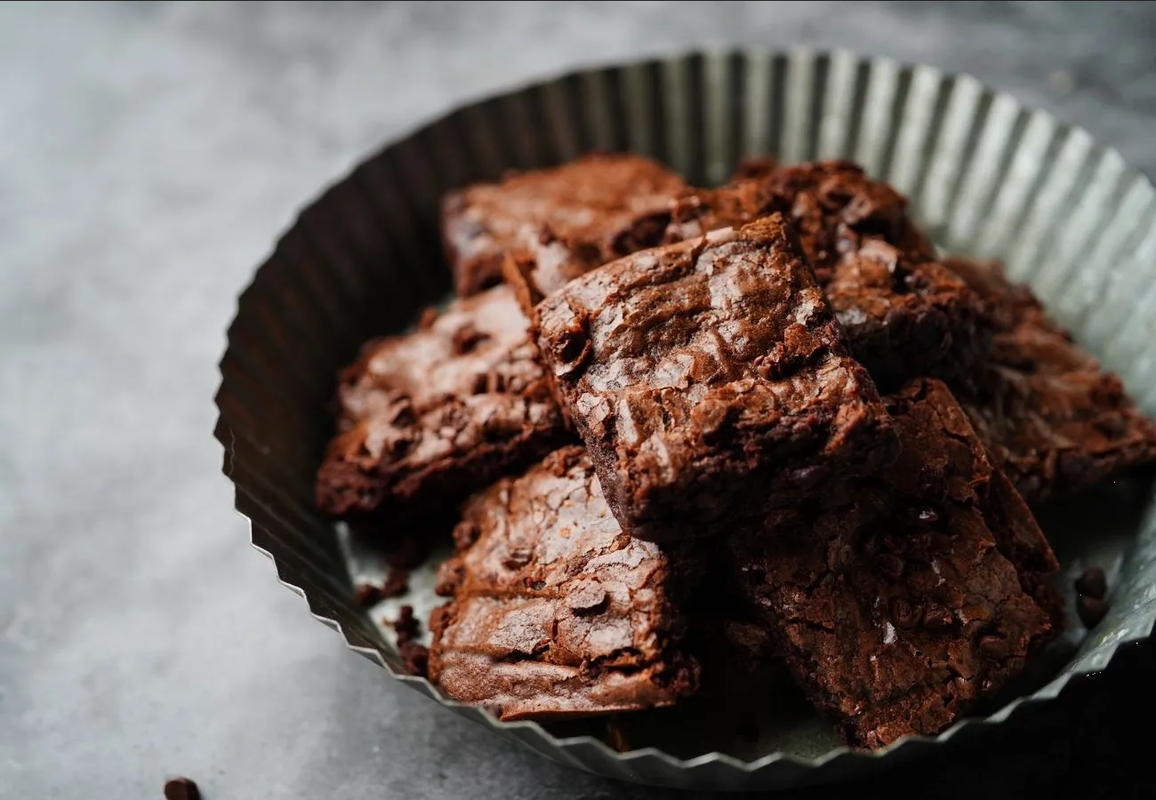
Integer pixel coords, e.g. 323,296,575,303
380,568,410,598
354,582,386,608
389,604,421,645
1077,595,1109,629
605,717,631,752
164,777,201,800
1075,567,1107,600
355,567,411,607
400,641,430,677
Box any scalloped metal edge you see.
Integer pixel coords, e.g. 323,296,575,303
213,47,1156,788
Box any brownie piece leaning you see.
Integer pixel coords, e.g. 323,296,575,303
315,284,569,517
441,153,686,298
728,378,1060,749
666,159,991,389
944,256,1156,505
429,446,700,720
534,213,899,542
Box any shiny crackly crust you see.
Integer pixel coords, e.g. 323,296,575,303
728,379,1059,749
440,154,685,299
666,159,990,389
314,285,569,516
944,256,1156,504
428,446,700,721
534,214,898,542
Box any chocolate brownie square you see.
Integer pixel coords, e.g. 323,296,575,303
428,446,700,720
728,378,1059,748
315,284,569,516
440,154,685,298
944,256,1156,504
667,160,990,388
534,214,898,542
724,158,937,280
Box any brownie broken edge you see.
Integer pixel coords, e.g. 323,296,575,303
428,446,700,721
315,284,571,518
534,212,899,542
728,378,1059,749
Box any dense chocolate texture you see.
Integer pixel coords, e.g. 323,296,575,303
728,379,1059,748
723,159,936,280
440,154,685,298
668,160,989,387
315,285,568,516
428,446,700,721
824,242,991,389
945,257,1156,504
534,214,898,541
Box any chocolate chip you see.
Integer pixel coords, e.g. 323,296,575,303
566,580,608,615
354,582,386,608
1077,595,1109,629
1075,567,1107,600
978,635,1008,658
164,777,201,800
922,603,953,630
875,554,905,580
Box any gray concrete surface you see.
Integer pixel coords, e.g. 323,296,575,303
3,2,1155,798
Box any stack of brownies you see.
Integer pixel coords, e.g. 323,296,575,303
314,155,1156,748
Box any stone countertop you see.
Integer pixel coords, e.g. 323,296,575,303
2,2,1155,798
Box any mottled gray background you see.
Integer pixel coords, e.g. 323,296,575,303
3,2,1156,799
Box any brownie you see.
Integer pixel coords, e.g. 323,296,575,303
534,214,899,542
666,160,990,388
428,446,700,721
441,153,686,298
315,284,569,516
944,256,1156,504
728,378,1059,748
723,159,937,281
